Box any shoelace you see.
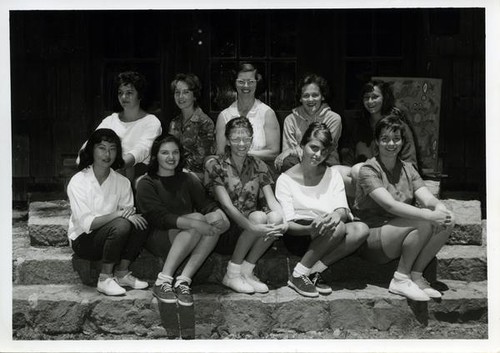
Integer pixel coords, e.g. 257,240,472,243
159,282,173,292
300,275,314,285
177,283,191,295
310,273,320,286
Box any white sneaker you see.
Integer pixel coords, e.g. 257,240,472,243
97,277,126,296
242,273,269,293
389,274,430,301
412,276,442,299
222,273,255,294
115,272,148,290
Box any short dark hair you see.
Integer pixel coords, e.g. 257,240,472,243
233,62,265,96
296,73,330,103
147,134,185,177
115,71,148,100
225,116,254,139
170,73,202,108
78,128,124,171
374,114,407,146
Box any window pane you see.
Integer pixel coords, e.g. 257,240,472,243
210,12,237,57
270,62,296,111
210,61,238,112
345,11,372,57
345,61,373,109
270,12,297,57
240,11,266,58
374,11,402,56
375,60,403,77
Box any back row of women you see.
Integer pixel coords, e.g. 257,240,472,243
67,64,455,308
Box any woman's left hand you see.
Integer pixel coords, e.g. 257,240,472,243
127,214,148,230
313,212,341,236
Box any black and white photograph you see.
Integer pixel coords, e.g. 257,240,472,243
3,0,499,352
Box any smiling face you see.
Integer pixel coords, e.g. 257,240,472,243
118,83,141,110
300,83,324,115
376,127,403,159
302,138,329,167
157,141,181,176
227,127,253,158
235,71,257,98
93,140,118,170
173,80,195,111
363,85,384,116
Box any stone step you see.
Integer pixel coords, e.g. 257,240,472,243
13,241,487,286
12,280,487,339
27,199,484,247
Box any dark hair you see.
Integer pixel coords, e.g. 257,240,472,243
355,80,397,146
170,73,202,108
224,117,254,154
147,134,185,177
78,128,124,171
233,62,264,96
361,80,395,117
296,73,330,103
115,71,147,100
374,114,407,151
300,123,333,166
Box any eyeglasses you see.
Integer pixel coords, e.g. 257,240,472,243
229,136,253,144
235,79,257,86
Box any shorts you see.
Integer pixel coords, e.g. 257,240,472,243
214,221,244,255
356,226,392,264
282,219,313,257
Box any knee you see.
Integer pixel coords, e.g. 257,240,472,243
207,211,230,234
266,211,283,225
111,218,132,236
348,222,370,244
325,221,347,243
248,211,268,225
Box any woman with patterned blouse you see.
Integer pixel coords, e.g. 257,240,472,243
353,115,455,301
205,117,288,294
168,73,215,180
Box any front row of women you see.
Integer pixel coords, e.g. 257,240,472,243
67,114,455,305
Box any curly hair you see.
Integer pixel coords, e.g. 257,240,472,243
296,73,330,104
115,71,148,100
78,128,124,171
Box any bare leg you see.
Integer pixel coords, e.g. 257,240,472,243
299,222,347,268
378,218,433,276
160,229,201,277
412,225,453,272
320,221,369,265
231,211,269,264
245,211,282,264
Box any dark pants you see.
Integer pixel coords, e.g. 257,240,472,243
72,217,148,264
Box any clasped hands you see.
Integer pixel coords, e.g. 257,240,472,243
310,212,342,239
119,206,148,230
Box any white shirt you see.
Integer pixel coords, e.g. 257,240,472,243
219,99,271,151
275,166,349,222
95,113,162,165
67,166,133,240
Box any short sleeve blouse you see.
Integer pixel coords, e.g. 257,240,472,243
204,153,273,217
352,157,425,227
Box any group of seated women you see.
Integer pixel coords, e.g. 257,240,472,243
67,64,455,308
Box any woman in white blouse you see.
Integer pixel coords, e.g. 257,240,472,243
67,128,149,296
79,71,162,182
214,63,280,164
275,123,369,298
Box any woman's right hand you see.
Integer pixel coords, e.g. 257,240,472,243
426,208,452,226
249,223,283,240
119,206,136,219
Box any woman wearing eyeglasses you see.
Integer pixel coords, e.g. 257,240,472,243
214,63,280,164
205,117,288,294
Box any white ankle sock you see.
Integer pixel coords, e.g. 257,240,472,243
241,260,256,275
226,261,242,277
310,260,328,274
156,273,173,286
292,262,311,278
394,271,409,280
175,275,192,287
